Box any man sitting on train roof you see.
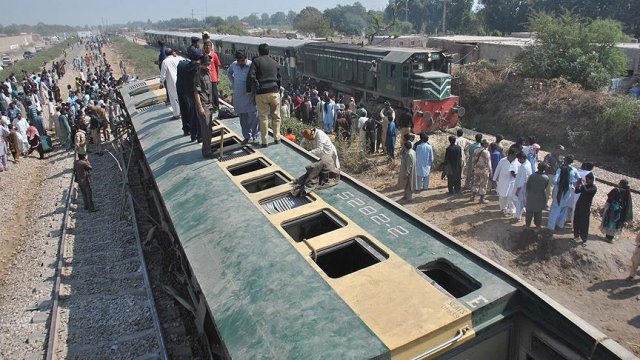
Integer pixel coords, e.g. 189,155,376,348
301,128,340,169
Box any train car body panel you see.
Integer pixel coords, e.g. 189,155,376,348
121,77,638,360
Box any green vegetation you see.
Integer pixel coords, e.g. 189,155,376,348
515,12,629,90
112,37,158,79
0,23,81,36
4,38,75,77
590,97,640,155
293,7,331,37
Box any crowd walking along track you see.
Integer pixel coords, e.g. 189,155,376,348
45,136,167,359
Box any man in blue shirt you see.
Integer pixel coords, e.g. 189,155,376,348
227,50,258,145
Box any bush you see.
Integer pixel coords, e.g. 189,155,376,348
590,97,640,155
515,12,629,90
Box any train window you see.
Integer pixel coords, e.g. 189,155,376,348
403,65,409,78
315,237,388,279
260,193,313,214
390,64,396,77
281,210,346,243
241,171,291,193
418,259,481,298
413,63,424,71
526,336,568,360
227,157,271,176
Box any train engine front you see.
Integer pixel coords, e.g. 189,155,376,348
406,51,464,133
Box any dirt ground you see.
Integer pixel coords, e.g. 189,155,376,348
352,133,640,355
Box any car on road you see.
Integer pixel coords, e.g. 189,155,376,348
1,54,12,66
23,51,34,59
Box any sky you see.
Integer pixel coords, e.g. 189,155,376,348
0,0,390,27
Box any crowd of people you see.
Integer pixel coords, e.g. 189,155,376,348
155,35,639,280
1,36,126,212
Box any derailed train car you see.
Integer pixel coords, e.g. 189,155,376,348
143,30,462,133
118,76,637,360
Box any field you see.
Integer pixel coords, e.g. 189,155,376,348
111,37,159,79
2,39,74,76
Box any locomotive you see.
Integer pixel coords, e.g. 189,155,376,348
143,30,464,133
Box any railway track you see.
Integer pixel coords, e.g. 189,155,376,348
45,145,167,360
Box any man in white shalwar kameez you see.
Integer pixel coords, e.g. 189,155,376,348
493,148,519,215
160,49,185,119
513,152,532,221
302,128,340,169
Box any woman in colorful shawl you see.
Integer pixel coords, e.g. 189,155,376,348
601,179,633,242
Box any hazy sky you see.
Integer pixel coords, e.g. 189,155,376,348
0,0,390,27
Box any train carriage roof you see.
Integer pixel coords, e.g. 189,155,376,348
218,35,314,48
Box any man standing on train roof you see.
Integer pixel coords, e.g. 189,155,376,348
203,39,222,108
248,43,282,148
177,50,201,139
160,48,185,120
227,50,259,145
187,37,200,60
302,128,340,169
194,54,214,158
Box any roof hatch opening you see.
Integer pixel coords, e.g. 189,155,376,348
281,210,346,243
242,172,290,193
211,136,240,150
260,193,313,214
315,237,388,279
211,127,230,138
227,158,271,176
418,259,481,298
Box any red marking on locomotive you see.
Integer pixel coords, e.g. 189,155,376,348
412,96,464,134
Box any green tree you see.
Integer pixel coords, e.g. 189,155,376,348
261,13,270,26
515,12,629,89
479,0,530,33
293,7,330,37
270,12,287,26
367,6,398,44
324,3,369,35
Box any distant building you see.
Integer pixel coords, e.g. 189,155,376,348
77,31,93,39
0,34,35,56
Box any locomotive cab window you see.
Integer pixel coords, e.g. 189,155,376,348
413,63,424,71
389,64,396,77
403,65,409,78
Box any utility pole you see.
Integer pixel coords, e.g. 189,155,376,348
440,0,450,34
405,0,409,22
191,9,195,20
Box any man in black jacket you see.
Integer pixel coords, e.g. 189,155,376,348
176,50,202,139
247,43,281,148
443,135,463,195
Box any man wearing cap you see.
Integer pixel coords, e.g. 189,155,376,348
194,54,214,158
187,37,201,61
228,50,258,145
247,43,281,148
